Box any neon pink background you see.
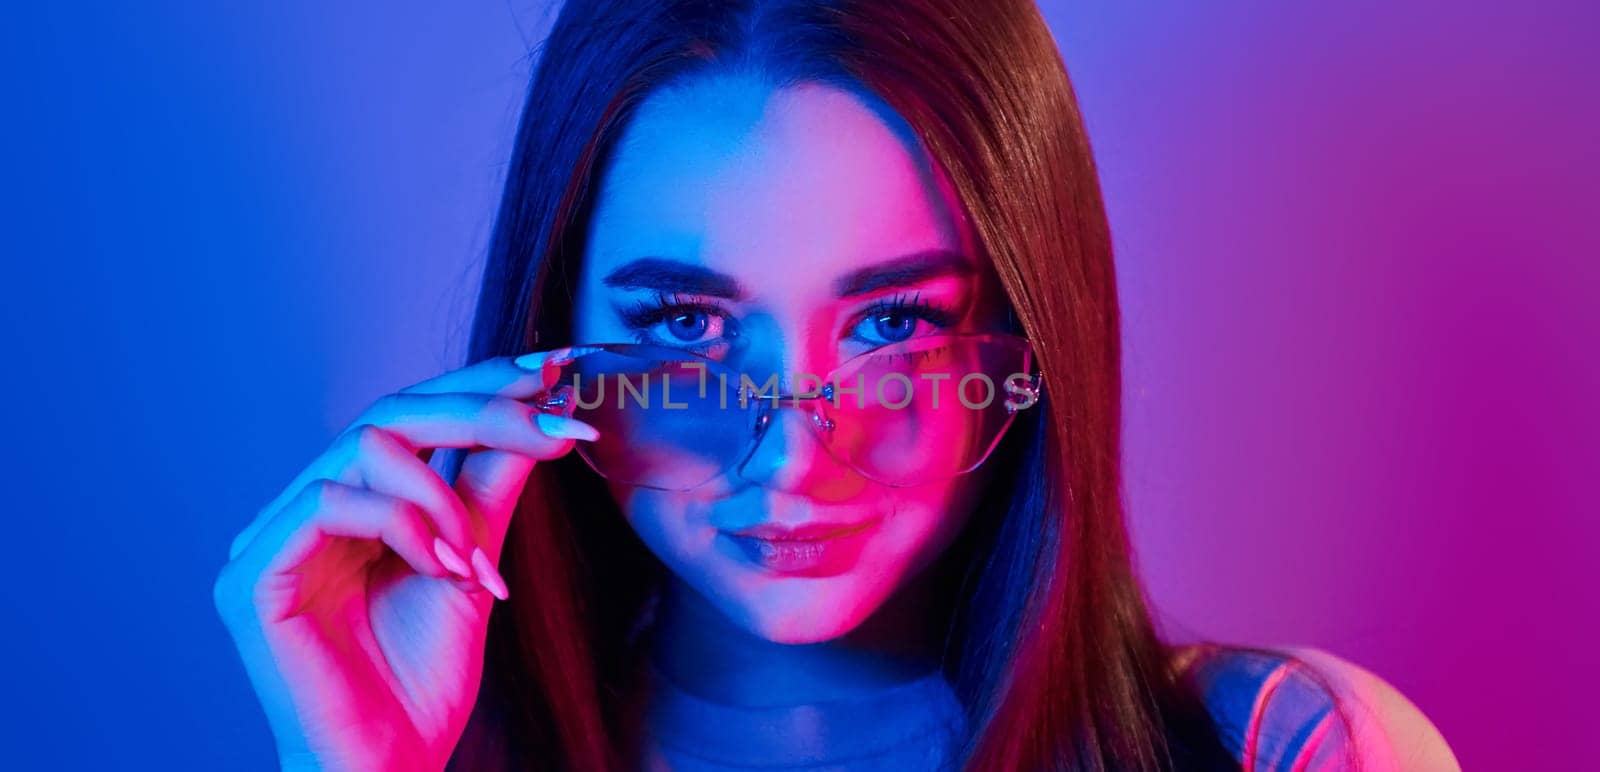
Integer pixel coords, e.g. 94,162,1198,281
2,1,1592,768
1061,3,1598,765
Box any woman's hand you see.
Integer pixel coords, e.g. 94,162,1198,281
213,349,597,772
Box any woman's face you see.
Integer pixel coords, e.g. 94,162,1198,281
573,73,1008,644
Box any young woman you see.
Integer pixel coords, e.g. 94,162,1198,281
213,1,1458,769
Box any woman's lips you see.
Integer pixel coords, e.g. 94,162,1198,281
722,519,877,577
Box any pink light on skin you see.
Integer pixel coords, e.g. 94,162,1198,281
572,72,1013,645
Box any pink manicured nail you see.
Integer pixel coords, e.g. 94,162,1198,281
534,412,600,441
512,346,600,372
433,538,472,579
471,547,510,601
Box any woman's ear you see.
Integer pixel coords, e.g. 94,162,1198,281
1283,647,1461,771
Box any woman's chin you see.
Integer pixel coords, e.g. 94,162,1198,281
715,580,886,645
748,610,866,645
757,616,859,645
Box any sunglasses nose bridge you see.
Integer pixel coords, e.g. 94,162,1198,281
749,390,837,433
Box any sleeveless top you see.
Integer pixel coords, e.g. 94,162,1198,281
634,645,1354,771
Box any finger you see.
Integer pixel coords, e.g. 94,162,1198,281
455,411,602,560
399,347,600,399
343,424,476,570
227,422,474,564
229,394,597,560
453,448,540,563
223,480,452,623
353,391,597,458
226,348,598,560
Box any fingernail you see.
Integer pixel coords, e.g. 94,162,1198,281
433,538,472,579
535,412,600,441
513,346,599,372
471,547,510,601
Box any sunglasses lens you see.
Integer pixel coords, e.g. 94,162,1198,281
562,347,754,491
818,336,1034,485
553,336,1035,491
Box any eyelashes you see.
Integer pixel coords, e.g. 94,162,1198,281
618,292,730,332
854,291,957,329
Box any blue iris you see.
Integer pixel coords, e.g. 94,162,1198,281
872,312,917,343
666,311,710,342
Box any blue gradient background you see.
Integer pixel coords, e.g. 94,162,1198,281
2,2,1593,768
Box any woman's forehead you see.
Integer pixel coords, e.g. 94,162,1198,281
583,74,975,300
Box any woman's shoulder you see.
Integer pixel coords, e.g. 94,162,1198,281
1170,643,1460,771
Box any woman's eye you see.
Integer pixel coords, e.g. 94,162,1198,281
863,311,921,344
848,300,955,346
654,309,723,343
618,294,740,349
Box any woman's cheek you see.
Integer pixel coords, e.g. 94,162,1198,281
614,488,717,570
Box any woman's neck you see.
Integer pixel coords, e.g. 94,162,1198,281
647,574,947,708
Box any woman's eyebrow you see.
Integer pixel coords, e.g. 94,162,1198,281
602,257,744,299
832,248,974,297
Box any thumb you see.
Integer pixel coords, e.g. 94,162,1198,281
449,446,544,562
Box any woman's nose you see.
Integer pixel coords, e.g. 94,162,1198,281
726,325,863,495
732,399,854,496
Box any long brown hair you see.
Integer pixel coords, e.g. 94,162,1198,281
449,1,1234,768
